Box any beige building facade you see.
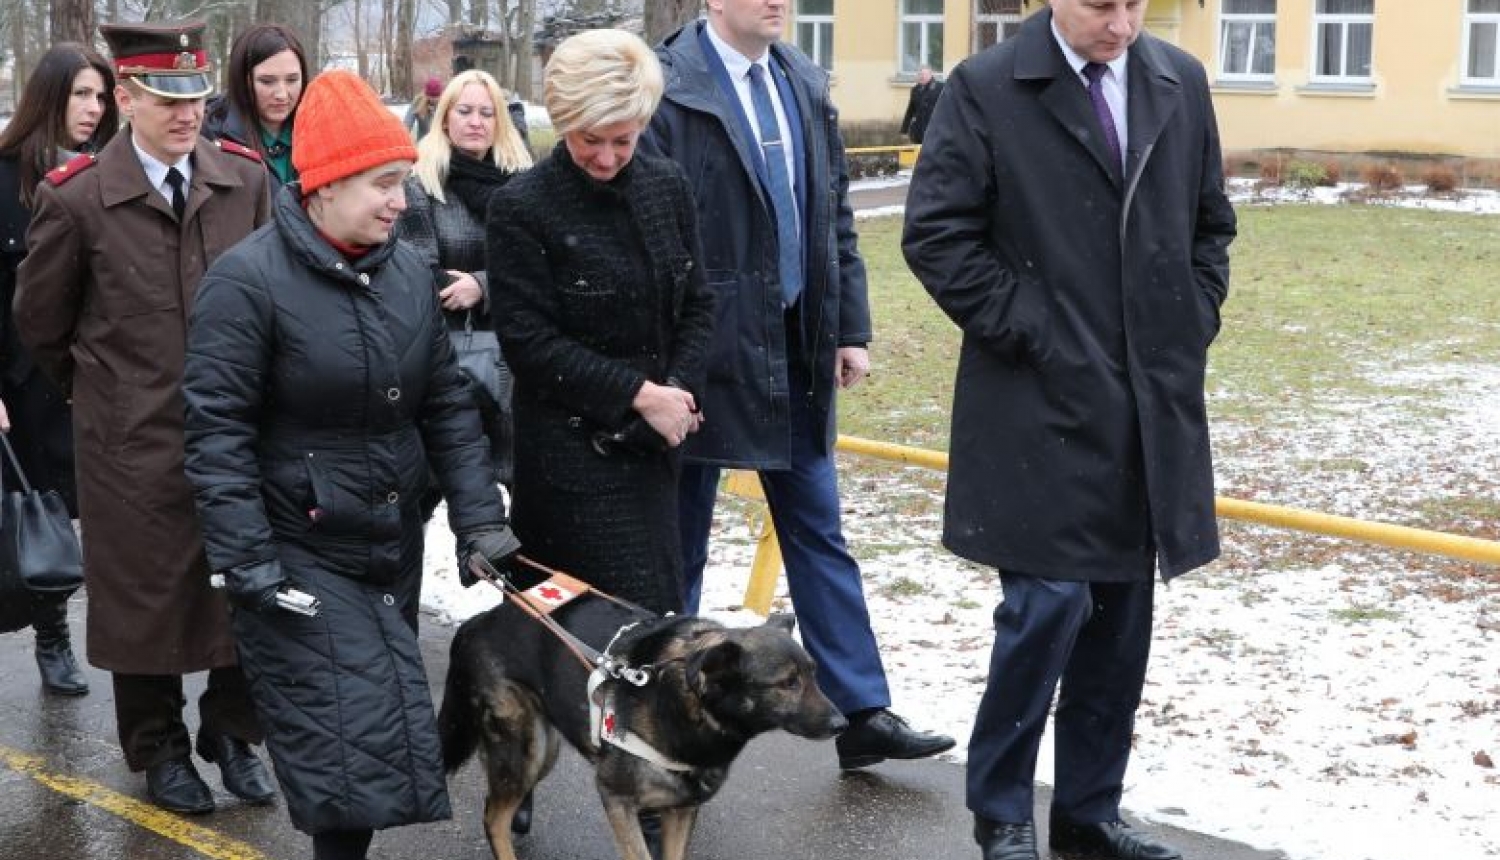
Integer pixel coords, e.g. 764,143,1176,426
791,0,1500,157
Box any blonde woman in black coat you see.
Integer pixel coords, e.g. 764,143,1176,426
395,69,533,494
0,42,118,696
487,29,715,616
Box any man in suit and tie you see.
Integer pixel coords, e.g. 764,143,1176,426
642,0,954,772
902,1,1237,859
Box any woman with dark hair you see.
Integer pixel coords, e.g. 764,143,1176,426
0,41,117,696
202,23,308,189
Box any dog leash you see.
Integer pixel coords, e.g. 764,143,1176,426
467,554,653,686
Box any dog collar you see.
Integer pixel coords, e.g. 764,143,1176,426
587,668,694,772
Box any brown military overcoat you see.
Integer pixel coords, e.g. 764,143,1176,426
14,132,270,674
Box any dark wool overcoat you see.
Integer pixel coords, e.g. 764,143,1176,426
182,186,507,833
487,147,715,613
902,11,1237,581
15,134,270,672
643,22,871,469
900,78,944,144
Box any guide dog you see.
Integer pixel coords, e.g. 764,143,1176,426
438,582,847,860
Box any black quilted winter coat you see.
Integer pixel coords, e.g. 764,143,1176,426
183,184,506,833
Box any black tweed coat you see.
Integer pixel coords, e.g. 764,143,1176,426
487,145,714,613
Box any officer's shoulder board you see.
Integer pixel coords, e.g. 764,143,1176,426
215,139,264,164
44,153,97,186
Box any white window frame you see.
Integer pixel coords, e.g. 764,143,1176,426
1462,0,1500,85
973,0,1023,53
795,0,836,71
1310,0,1375,83
1218,0,1277,81
898,0,945,76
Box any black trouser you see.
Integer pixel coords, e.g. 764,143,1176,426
112,668,262,771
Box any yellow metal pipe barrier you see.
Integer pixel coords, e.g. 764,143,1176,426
725,434,1500,614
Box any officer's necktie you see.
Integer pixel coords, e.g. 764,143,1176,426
1082,62,1123,174
746,62,802,307
165,166,186,221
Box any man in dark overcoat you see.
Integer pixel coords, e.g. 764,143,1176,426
642,0,954,770
899,64,943,145
14,21,274,815
902,1,1236,859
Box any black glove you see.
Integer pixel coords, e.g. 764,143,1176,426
221,560,286,613
458,526,522,587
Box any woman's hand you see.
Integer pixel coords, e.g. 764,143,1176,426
0,397,9,432
632,381,702,448
440,271,483,311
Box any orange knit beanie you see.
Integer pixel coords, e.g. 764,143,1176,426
293,70,416,194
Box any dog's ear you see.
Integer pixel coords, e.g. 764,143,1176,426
763,612,797,635
685,640,744,693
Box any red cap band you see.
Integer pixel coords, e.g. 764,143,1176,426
116,50,207,73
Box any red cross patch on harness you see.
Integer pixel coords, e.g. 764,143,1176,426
602,703,622,742
525,580,575,608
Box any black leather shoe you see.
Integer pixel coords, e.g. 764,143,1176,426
511,790,533,834
1049,816,1183,860
835,708,956,769
195,732,276,804
145,757,215,814
974,816,1038,860
34,638,89,696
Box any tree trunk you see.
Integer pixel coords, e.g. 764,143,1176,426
255,0,321,69
645,0,700,46
50,0,94,44
448,0,463,25
390,0,416,99
512,0,535,102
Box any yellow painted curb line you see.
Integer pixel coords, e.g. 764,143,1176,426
0,744,271,860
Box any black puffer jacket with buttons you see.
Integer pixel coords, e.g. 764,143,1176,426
182,183,505,834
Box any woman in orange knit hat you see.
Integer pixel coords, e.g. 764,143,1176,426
181,70,520,860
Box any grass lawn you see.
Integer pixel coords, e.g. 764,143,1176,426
843,204,1500,445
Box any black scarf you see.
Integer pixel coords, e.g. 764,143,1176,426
445,149,514,221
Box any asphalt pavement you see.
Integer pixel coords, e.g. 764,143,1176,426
0,596,1290,860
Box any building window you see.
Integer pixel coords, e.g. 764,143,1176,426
1465,0,1500,84
974,0,1023,52
795,0,835,71
1219,0,1277,79
900,0,945,75
1312,0,1374,81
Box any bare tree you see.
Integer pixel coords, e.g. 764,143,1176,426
645,0,699,46
51,0,95,44
256,0,322,69
390,0,415,97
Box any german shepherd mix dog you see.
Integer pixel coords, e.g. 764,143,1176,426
439,591,847,860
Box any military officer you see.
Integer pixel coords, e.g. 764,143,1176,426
14,21,274,815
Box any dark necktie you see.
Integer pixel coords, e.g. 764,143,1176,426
165,166,186,221
746,63,802,306
1082,62,1123,174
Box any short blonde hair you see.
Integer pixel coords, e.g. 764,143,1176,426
544,29,663,137
414,69,533,201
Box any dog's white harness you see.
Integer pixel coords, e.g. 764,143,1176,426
588,667,695,772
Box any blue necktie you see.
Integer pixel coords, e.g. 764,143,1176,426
1083,62,1123,175
747,63,802,306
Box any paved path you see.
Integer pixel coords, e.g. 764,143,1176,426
0,598,1289,860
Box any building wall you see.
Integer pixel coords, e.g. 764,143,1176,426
800,0,1500,157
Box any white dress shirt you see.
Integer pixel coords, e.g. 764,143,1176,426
704,22,800,214
132,137,192,211
1051,19,1130,171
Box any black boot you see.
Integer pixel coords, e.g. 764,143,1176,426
511,790,533,834
33,594,88,696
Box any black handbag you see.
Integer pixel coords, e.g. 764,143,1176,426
0,432,84,599
453,311,506,415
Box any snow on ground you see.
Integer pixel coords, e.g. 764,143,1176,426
420,189,1500,859
422,359,1500,860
